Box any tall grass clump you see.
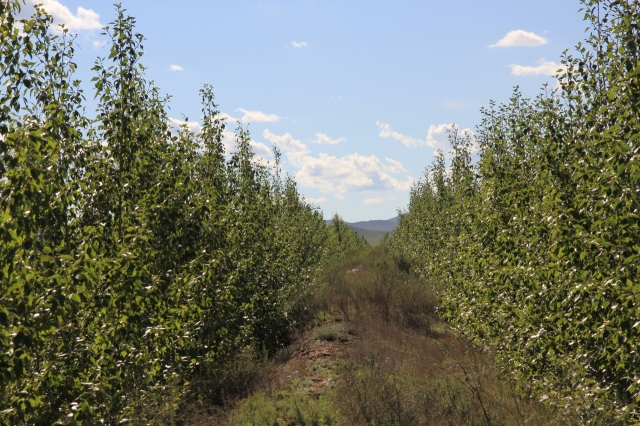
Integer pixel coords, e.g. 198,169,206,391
390,0,640,422
321,248,563,425
316,246,437,332
0,2,365,424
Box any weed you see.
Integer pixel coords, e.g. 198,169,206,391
333,317,569,426
312,323,352,343
228,389,339,425
316,246,438,334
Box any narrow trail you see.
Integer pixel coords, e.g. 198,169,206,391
192,247,569,425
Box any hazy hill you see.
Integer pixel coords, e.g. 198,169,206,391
348,217,398,233
349,226,389,246
326,217,398,246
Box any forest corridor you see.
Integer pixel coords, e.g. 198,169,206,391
186,247,567,426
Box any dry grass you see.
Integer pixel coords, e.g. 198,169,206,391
146,246,575,425
334,316,569,425
315,247,436,334
313,246,570,425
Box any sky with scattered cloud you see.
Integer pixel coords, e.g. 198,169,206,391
26,0,588,221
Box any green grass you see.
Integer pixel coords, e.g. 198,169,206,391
229,390,338,426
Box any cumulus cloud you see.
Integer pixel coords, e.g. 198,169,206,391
263,130,309,155
314,132,346,145
248,140,273,158
489,30,548,48
508,59,565,76
426,124,454,150
92,40,107,50
25,0,102,31
168,117,202,134
376,121,422,148
170,64,184,71
235,108,280,122
377,121,474,151
427,123,475,151
220,130,273,159
263,129,413,194
218,112,239,123
218,109,279,124
292,41,308,48
385,158,406,173
168,118,272,159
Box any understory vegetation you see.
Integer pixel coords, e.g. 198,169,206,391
0,2,366,424
210,247,566,426
390,0,640,422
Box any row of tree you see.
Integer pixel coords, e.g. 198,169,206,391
390,0,640,422
0,2,366,424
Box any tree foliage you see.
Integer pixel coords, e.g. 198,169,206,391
389,0,640,422
0,3,365,423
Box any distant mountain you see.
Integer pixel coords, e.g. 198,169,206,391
348,217,398,233
349,226,389,246
325,217,398,231
325,217,399,246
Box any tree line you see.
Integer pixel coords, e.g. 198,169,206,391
389,0,640,422
0,2,366,424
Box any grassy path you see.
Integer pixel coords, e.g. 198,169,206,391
180,247,570,425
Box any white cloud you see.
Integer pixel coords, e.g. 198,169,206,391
263,130,309,154
221,130,273,159
426,124,453,150
377,121,474,151
263,130,413,193
170,64,184,71
364,197,395,205
385,158,406,173
235,108,280,122
427,123,475,151
292,41,308,48
220,130,236,153
168,117,202,134
92,40,107,50
376,121,422,148
306,197,327,204
489,30,548,48
219,109,280,124
508,59,565,76
314,132,345,145
293,153,414,193
364,198,384,205
168,118,272,159
249,140,273,158
219,112,239,123
25,0,102,31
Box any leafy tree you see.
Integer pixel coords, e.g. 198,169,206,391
0,3,365,423
390,0,640,422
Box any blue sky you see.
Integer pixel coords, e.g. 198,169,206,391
23,0,588,221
